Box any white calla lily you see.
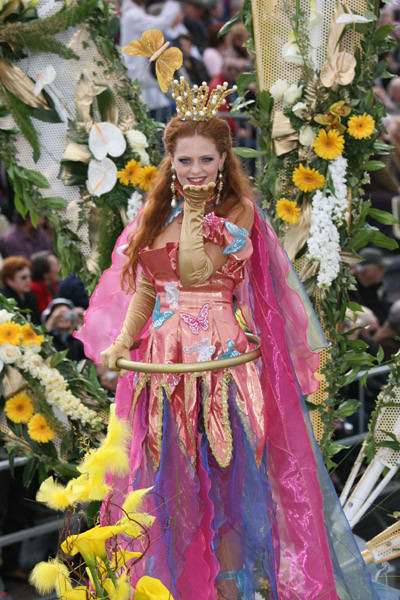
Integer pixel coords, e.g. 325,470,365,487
282,33,304,65
335,10,373,23
33,65,56,96
88,122,126,161
87,158,117,197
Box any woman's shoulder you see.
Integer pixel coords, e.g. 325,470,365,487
226,197,255,234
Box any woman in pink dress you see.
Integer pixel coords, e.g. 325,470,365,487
77,115,381,600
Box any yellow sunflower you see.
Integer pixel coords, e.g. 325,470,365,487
313,129,345,160
5,392,34,424
28,414,55,444
137,165,158,192
276,198,301,224
292,164,325,193
347,113,375,140
0,321,23,345
20,323,44,346
117,159,142,186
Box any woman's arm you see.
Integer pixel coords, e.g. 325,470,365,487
100,272,156,371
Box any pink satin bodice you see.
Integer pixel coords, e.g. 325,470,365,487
132,213,266,471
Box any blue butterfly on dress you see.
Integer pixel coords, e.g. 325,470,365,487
152,296,174,329
164,199,184,228
183,338,216,362
164,282,180,308
223,221,249,255
218,339,242,360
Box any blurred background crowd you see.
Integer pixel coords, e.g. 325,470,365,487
2,0,400,593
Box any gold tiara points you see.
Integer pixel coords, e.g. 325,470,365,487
170,76,237,121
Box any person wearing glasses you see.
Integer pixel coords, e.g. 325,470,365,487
0,256,40,324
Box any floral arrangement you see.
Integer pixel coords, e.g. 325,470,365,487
224,0,397,462
29,405,173,599
0,296,110,484
0,0,161,289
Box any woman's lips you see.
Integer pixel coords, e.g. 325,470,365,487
187,177,207,185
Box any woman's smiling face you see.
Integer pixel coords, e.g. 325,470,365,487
171,135,226,188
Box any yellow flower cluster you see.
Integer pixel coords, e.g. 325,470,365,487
117,159,158,192
276,198,301,224
0,321,44,346
5,392,55,443
30,405,171,600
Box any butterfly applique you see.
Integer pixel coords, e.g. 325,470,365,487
122,29,183,92
223,221,249,255
179,303,210,335
152,296,174,329
165,282,180,308
183,338,216,362
203,211,224,230
218,339,242,360
164,361,181,386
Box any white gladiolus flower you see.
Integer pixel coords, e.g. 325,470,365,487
127,191,144,222
87,158,118,197
0,310,14,324
88,122,126,161
283,84,303,105
299,126,316,147
292,101,307,117
33,65,56,96
269,79,289,102
0,344,21,364
126,129,148,151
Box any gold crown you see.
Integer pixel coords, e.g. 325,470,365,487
170,76,237,121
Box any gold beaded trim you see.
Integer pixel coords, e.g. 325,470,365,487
170,76,237,122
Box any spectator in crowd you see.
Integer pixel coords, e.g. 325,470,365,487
182,0,208,55
373,298,400,361
176,33,209,86
206,0,225,25
57,273,89,310
42,298,85,361
119,0,180,119
225,23,251,62
387,76,400,115
202,23,231,78
0,211,53,260
0,256,40,324
350,247,390,325
30,251,60,314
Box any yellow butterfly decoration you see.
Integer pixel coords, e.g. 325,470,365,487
122,29,183,93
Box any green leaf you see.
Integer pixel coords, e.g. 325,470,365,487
23,457,38,488
350,229,374,251
42,196,68,210
86,501,101,528
368,207,398,225
25,169,49,188
237,72,256,89
381,71,396,79
371,230,399,250
30,212,39,227
233,147,265,158
373,24,396,43
377,345,384,364
373,139,393,154
97,88,118,124
361,160,386,171
13,193,28,218
335,399,359,418
50,349,68,368
218,10,244,36
107,16,120,39
28,105,62,124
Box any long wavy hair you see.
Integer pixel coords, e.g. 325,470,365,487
122,116,252,290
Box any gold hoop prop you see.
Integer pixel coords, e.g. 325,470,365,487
116,333,261,374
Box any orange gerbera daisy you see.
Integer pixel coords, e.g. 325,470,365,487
5,392,34,423
117,159,142,186
292,164,325,193
137,165,158,192
347,113,375,140
20,323,44,346
28,414,55,444
313,129,344,160
276,198,301,224
0,321,23,345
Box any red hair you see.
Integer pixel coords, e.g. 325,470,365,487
122,117,252,290
2,256,32,281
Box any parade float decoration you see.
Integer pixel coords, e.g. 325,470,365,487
0,296,110,485
0,0,161,289
225,0,399,463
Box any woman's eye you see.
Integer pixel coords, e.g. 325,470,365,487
178,158,191,164
202,157,214,163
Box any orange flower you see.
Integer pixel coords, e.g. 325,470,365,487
20,323,44,346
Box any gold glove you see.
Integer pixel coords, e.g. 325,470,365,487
179,182,215,287
100,272,156,375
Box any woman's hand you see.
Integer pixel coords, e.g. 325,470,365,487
182,182,216,207
100,342,131,376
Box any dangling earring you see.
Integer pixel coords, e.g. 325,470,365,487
170,165,177,208
216,163,224,205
